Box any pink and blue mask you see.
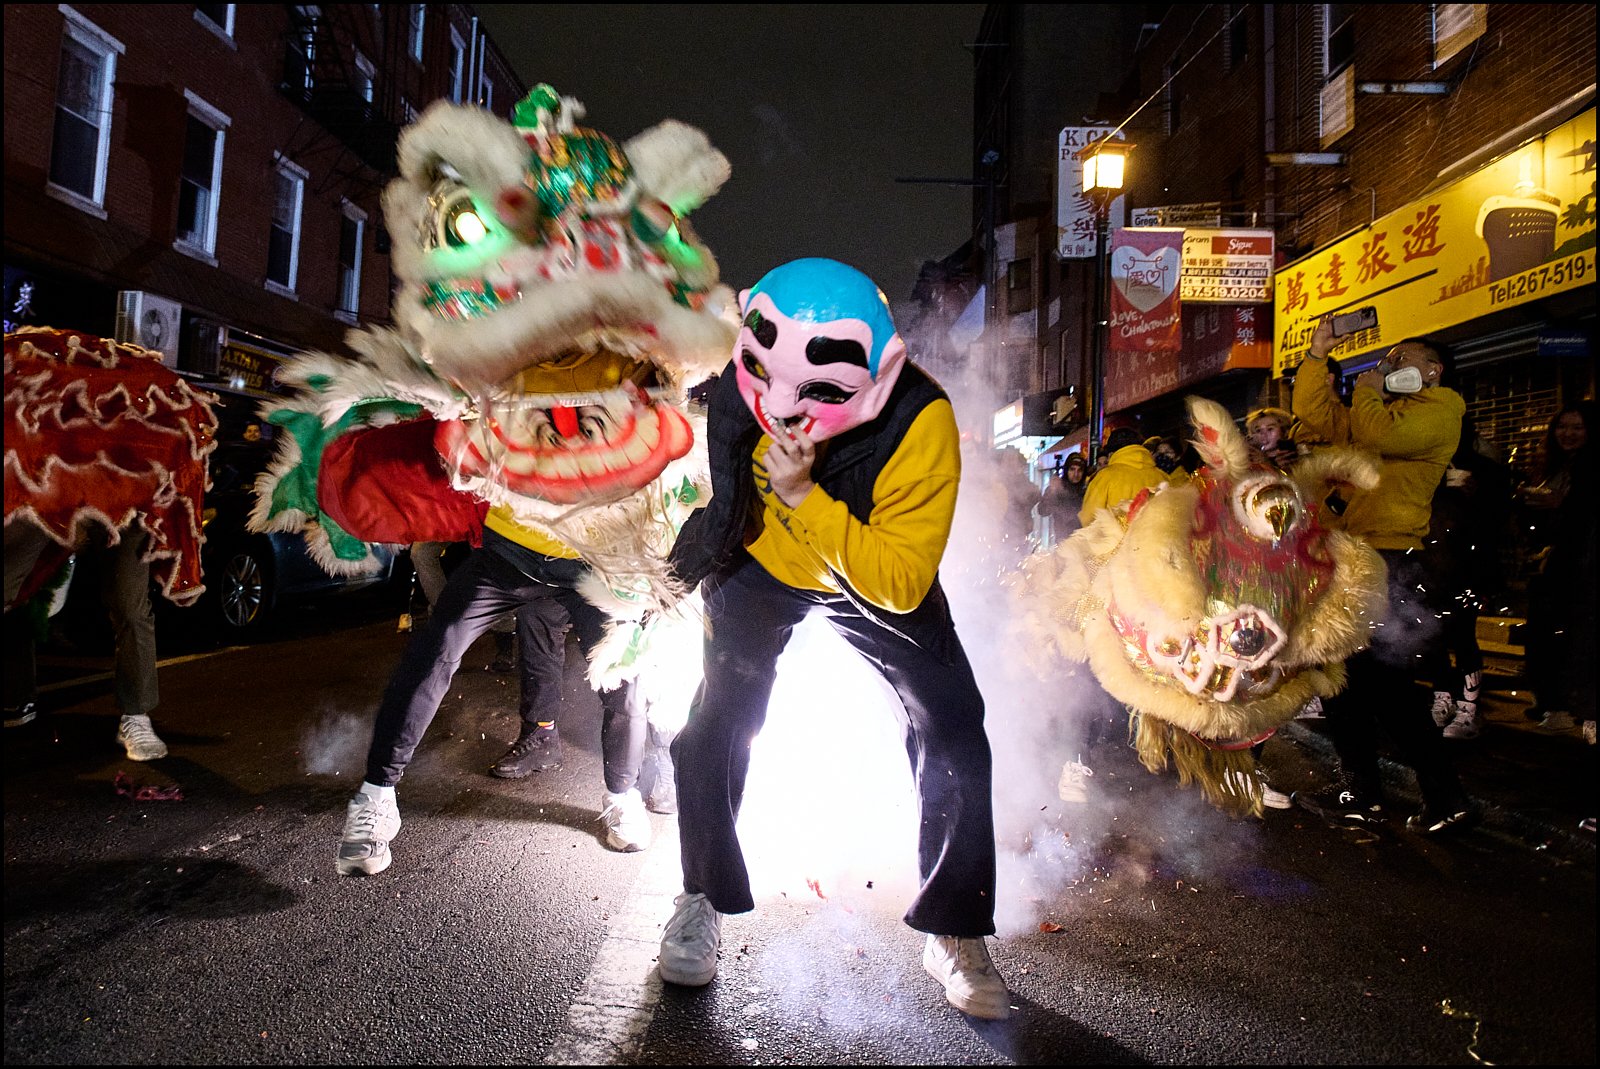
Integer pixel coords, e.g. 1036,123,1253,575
733,258,907,441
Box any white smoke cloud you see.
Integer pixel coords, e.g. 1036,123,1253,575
300,708,372,777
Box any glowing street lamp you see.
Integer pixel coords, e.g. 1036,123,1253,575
1076,138,1134,465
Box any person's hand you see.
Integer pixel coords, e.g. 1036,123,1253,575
1309,316,1335,360
1354,367,1385,394
765,423,818,507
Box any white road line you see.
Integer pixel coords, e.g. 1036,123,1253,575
544,818,683,1065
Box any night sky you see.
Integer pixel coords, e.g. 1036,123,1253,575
473,4,986,307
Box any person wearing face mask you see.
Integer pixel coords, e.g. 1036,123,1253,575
656,258,1011,1021
1289,317,1474,836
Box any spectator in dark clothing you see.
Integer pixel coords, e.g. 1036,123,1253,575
1038,453,1088,543
1422,414,1514,740
1518,401,1597,737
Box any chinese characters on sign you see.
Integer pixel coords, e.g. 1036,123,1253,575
1273,107,1595,376
1179,229,1275,303
1057,126,1126,259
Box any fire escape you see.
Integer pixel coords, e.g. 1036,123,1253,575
277,4,406,191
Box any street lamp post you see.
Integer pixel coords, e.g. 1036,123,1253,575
1077,139,1133,467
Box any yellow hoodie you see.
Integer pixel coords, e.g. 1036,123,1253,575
1292,353,1463,551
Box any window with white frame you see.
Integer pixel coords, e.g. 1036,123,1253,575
354,51,374,103
48,8,124,211
337,200,366,320
448,26,465,102
478,71,493,113
408,4,425,62
1323,4,1356,77
266,157,306,293
193,4,235,38
175,91,228,257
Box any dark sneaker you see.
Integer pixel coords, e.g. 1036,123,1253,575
491,725,562,778
1406,803,1477,836
1293,784,1384,824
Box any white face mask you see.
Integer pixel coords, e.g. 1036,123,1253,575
1383,366,1426,394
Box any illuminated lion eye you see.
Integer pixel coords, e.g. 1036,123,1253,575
445,200,488,247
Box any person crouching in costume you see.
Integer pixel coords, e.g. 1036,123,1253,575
655,259,1011,1020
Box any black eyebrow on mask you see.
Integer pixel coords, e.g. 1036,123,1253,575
743,309,778,349
805,336,869,369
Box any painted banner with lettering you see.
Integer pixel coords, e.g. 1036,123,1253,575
1180,229,1275,303
1105,305,1270,415
1273,106,1595,377
1109,227,1183,354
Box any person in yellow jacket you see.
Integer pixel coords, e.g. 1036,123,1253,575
654,259,1011,1021
1289,316,1474,836
1079,427,1173,527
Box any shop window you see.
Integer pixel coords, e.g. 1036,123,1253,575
266,157,306,294
336,200,366,322
175,92,229,260
48,9,123,213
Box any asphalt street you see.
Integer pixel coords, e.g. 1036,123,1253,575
3,598,1595,1065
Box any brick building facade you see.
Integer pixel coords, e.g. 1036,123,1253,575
3,3,524,429
958,3,1594,475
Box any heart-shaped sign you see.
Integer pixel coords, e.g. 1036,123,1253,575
1111,245,1181,313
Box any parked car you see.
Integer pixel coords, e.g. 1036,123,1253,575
197,436,405,634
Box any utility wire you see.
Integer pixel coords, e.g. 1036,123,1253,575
1101,4,1250,145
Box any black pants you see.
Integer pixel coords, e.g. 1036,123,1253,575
1323,550,1467,810
364,531,643,792
671,559,997,937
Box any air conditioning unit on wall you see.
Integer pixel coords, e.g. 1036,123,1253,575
115,291,183,366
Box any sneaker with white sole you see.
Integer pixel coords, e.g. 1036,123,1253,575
1222,767,1291,811
658,892,721,986
117,715,168,761
1295,696,1325,720
923,935,1011,1020
337,789,402,876
600,788,652,852
1430,690,1455,728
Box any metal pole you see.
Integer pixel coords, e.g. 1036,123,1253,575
1088,206,1109,467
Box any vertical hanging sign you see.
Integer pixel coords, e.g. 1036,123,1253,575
1108,227,1184,353
1057,126,1126,259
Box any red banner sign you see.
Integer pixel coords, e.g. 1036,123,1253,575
1108,228,1183,353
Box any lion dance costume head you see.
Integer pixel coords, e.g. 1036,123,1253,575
1007,397,1388,815
251,86,734,615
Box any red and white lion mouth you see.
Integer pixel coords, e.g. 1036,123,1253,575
435,380,693,504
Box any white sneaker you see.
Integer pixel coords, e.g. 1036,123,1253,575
659,892,721,986
1584,721,1596,746
1443,703,1479,739
600,788,652,853
117,715,168,761
337,789,402,876
923,935,1011,1020
1058,760,1094,803
1296,696,1325,720
1430,691,1455,728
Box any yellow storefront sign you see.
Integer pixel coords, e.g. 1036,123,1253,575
1274,107,1595,376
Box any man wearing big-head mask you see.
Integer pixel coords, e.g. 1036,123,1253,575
1290,316,1474,835
656,258,1010,1019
